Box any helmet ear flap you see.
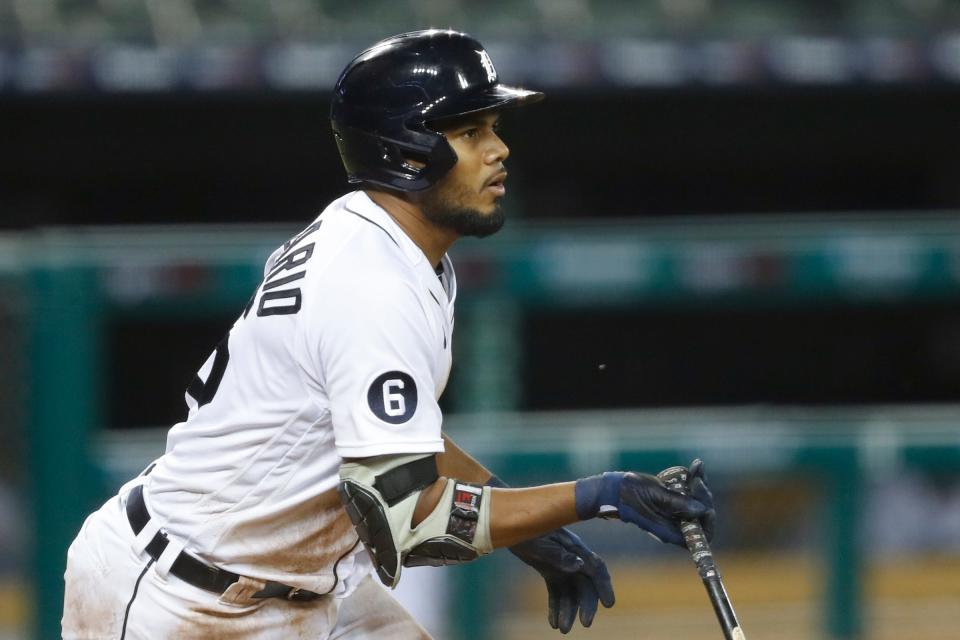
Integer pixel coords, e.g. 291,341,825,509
377,140,400,165
378,141,430,178
333,124,457,191
414,134,457,187
377,139,430,179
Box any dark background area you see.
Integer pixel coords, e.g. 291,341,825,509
525,301,960,409
106,299,960,428
4,85,960,229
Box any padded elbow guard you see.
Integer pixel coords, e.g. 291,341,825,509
338,454,493,588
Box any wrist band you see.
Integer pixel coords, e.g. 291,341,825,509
574,472,625,520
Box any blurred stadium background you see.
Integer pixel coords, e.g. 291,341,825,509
4,1,960,639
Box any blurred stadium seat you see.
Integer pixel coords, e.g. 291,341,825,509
2,0,960,90
3,0,960,46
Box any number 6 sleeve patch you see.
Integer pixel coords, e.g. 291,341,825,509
367,371,418,424
310,272,444,457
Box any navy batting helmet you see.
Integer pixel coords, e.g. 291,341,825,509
330,29,544,192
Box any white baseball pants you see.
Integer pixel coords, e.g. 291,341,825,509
62,491,432,639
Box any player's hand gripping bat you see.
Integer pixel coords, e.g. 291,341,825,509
658,463,745,640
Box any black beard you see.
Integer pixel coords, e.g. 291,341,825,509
420,186,506,238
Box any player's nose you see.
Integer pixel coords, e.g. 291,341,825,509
486,132,510,164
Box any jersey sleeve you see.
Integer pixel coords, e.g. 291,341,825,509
301,272,445,458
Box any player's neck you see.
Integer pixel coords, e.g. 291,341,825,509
365,189,457,268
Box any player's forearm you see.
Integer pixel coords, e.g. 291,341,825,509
425,440,584,547
413,477,579,548
488,483,579,547
437,436,584,546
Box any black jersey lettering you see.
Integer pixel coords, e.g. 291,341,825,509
251,239,318,318
257,289,302,317
186,334,230,407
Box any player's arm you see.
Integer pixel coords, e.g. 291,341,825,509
413,464,712,548
414,474,576,547
338,451,714,582
435,433,495,484
321,277,713,624
435,433,617,632
430,433,575,545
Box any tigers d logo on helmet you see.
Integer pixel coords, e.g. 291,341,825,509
475,49,497,83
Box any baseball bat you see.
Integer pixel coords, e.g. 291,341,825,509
658,465,745,640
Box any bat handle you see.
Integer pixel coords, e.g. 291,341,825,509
681,518,743,639
659,467,746,640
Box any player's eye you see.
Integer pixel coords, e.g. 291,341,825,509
462,127,479,139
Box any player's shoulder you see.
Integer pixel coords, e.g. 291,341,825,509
320,191,419,277
321,252,420,309
264,191,405,273
295,192,422,306
334,190,408,245
306,254,426,338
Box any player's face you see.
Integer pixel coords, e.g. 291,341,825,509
419,111,510,238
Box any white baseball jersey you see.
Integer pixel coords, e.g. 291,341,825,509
141,190,455,596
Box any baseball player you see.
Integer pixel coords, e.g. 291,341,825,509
62,30,715,639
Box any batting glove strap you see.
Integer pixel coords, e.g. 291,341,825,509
574,472,625,520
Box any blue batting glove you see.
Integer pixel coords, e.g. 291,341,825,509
508,528,615,633
574,469,711,546
487,475,614,633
